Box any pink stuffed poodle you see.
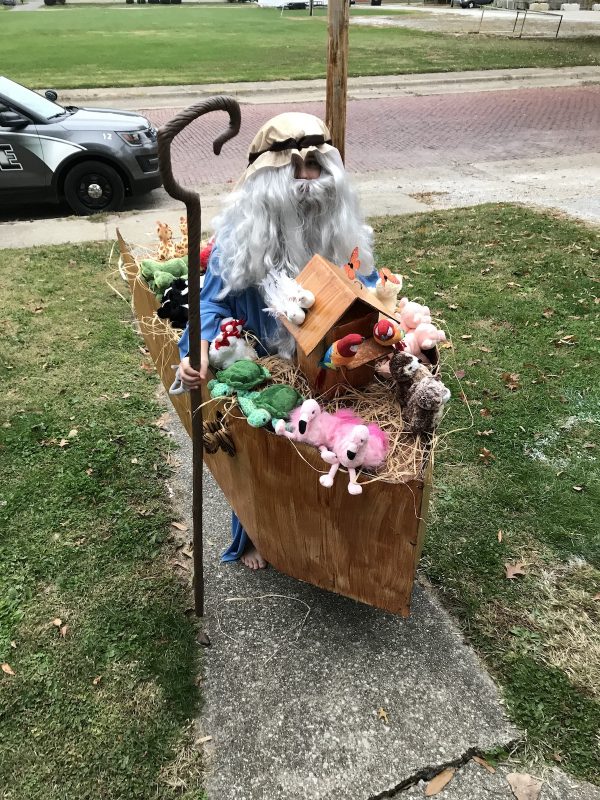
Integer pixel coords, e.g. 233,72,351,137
404,322,446,361
318,409,388,495
397,298,431,332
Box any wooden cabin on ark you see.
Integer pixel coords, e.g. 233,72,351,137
281,254,396,396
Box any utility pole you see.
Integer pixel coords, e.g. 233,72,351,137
325,0,349,163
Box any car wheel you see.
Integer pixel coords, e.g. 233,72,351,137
63,161,125,215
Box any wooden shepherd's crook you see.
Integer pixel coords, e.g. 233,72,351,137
157,97,241,616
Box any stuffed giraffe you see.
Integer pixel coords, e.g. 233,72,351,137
174,216,188,258
156,221,176,262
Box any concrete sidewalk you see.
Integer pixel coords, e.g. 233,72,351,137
56,66,600,109
164,410,600,800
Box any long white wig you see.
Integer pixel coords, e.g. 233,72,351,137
212,150,374,295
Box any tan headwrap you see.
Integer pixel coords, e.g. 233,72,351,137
237,112,337,186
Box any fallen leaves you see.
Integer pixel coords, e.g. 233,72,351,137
455,369,466,380
1,663,15,676
425,768,456,796
477,430,494,437
92,675,102,686
472,755,495,774
153,412,171,431
505,562,527,580
171,521,188,532
506,772,543,800
480,408,492,418
377,707,389,724
497,530,503,543
502,372,520,391
52,618,62,628
479,448,495,466
553,333,577,347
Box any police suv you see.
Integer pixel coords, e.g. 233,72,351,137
0,76,162,215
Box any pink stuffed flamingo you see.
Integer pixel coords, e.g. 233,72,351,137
318,409,389,495
275,399,330,450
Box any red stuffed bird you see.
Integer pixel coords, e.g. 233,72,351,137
373,319,404,347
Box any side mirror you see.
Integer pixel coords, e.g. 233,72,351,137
0,111,30,129
45,89,59,102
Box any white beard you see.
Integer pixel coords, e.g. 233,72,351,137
211,152,374,357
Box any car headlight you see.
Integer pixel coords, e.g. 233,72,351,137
117,131,143,146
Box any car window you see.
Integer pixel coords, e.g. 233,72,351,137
0,77,65,121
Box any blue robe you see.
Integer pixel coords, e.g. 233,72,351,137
178,246,378,563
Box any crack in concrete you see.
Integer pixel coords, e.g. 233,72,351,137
366,738,523,799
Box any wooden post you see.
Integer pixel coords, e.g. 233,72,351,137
309,0,313,16
325,0,349,163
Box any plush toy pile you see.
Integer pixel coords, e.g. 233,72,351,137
138,231,452,495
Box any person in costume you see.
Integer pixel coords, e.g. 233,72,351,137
178,112,377,570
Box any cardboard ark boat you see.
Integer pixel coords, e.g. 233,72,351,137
118,231,433,617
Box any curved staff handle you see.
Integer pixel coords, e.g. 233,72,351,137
157,97,241,617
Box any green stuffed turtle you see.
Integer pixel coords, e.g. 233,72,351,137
208,360,271,398
140,257,188,298
237,384,303,428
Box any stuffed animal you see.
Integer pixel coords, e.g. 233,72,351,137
208,317,258,370
208,360,271,398
403,322,446,361
261,271,315,326
320,334,364,369
275,399,331,450
140,257,188,298
397,298,431,332
156,221,176,262
200,236,215,272
237,385,303,428
174,216,188,258
371,268,403,316
373,319,404,347
156,278,189,329
318,409,389,495
403,377,450,439
389,350,431,406
209,336,258,371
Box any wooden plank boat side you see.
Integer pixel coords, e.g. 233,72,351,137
118,232,429,616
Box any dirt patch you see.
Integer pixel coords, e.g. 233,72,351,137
352,10,600,38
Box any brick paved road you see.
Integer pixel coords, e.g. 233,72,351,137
140,86,600,186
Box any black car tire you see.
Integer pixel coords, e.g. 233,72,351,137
63,161,126,215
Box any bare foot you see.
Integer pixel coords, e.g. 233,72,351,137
241,545,267,570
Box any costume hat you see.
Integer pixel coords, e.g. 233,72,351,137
238,112,339,185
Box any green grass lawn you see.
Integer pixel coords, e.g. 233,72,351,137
374,205,599,783
0,205,598,794
0,244,203,800
0,5,598,89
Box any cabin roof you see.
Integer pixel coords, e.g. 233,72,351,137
280,254,394,355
